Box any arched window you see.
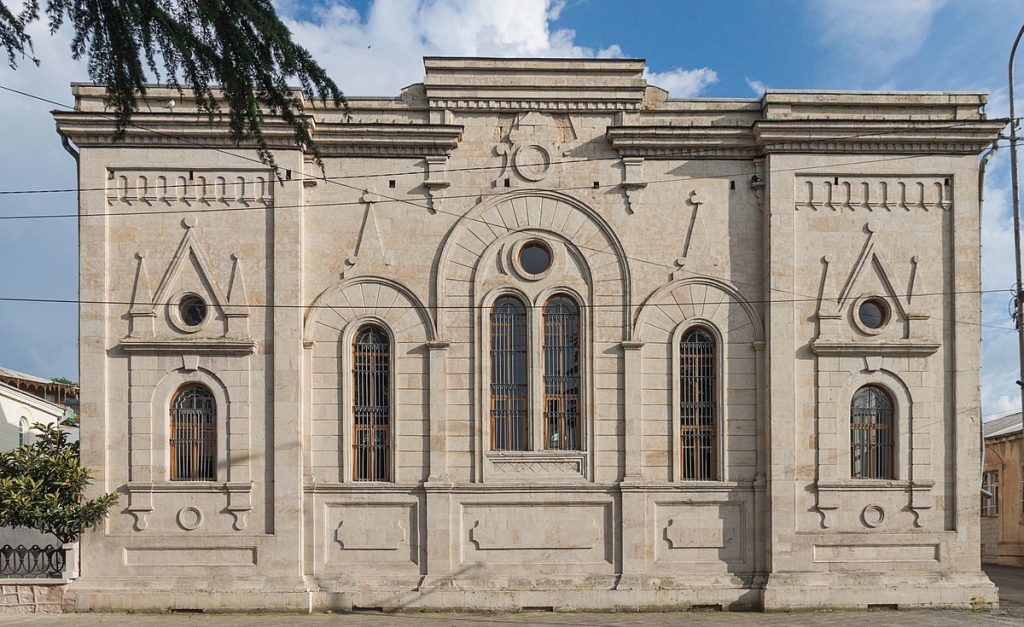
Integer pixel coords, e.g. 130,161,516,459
491,297,528,450
680,327,716,480
353,324,391,481
170,384,216,481
18,418,29,446
851,385,895,479
543,295,581,450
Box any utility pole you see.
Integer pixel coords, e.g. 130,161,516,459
1010,23,1024,421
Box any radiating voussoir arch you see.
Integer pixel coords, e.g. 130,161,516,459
435,189,631,337
634,277,763,344
304,276,435,346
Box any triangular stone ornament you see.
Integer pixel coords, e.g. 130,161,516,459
150,218,230,333
835,226,909,321
344,188,394,277
224,253,251,335
128,250,155,338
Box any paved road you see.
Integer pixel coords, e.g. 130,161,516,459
987,564,1024,607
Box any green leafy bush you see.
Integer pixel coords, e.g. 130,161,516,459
0,420,118,543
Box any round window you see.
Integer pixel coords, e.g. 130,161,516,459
858,298,889,330
179,294,208,327
518,241,552,275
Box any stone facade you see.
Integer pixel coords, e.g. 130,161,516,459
54,58,1003,611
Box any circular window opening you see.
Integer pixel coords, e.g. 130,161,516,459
179,294,208,327
518,241,552,275
858,298,889,330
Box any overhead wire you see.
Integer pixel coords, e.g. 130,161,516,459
0,82,1015,335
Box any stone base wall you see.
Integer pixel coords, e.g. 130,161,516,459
0,583,64,614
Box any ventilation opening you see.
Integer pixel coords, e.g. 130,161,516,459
504,177,511,188
729,180,735,190
867,603,898,611
690,604,723,612
170,608,204,614
353,606,385,612
522,606,554,612
388,179,396,188
593,181,600,188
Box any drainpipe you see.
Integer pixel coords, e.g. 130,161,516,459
979,141,998,496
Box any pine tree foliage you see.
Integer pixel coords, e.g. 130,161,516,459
0,1,344,167
0,420,118,544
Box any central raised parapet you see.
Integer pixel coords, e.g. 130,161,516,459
422,56,648,111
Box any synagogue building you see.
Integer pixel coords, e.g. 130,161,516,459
54,58,1003,611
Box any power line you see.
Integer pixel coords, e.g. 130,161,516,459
0,82,1012,334
0,292,1014,333
0,82,1009,199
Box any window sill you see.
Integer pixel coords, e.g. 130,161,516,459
817,479,934,492
484,450,587,482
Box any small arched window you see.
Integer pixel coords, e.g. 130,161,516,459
680,327,716,480
851,385,895,479
353,324,391,481
543,295,581,450
18,418,29,446
490,297,528,450
170,384,216,481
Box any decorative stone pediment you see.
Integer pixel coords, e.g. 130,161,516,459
813,223,934,354
122,219,254,353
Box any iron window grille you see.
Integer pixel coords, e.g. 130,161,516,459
170,384,216,481
353,325,391,481
850,385,895,479
680,327,716,480
982,470,999,517
490,297,529,451
543,296,581,450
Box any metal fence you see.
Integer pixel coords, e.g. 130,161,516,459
0,544,65,579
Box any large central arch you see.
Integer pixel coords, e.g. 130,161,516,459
434,189,632,339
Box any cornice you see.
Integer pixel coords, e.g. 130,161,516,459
606,125,758,159
119,337,257,355
753,119,1005,155
809,341,940,357
53,111,300,149
313,122,463,157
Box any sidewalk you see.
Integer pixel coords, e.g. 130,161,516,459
3,609,1024,626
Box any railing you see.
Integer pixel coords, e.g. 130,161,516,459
0,544,66,579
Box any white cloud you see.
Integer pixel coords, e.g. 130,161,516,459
644,67,718,98
746,78,767,96
816,0,949,77
280,0,716,97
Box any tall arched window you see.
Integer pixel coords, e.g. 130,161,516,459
18,418,29,446
543,295,581,450
851,385,895,479
170,384,216,481
680,327,716,480
491,297,528,450
353,324,391,481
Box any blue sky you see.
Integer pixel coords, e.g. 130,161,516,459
0,0,1020,418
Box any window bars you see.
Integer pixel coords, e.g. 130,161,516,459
982,470,1000,517
850,385,895,479
170,384,216,481
490,297,529,450
543,296,581,450
353,325,391,481
680,328,716,480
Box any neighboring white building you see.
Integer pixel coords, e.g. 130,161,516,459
54,58,1003,612
0,381,66,451
0,380,69,548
